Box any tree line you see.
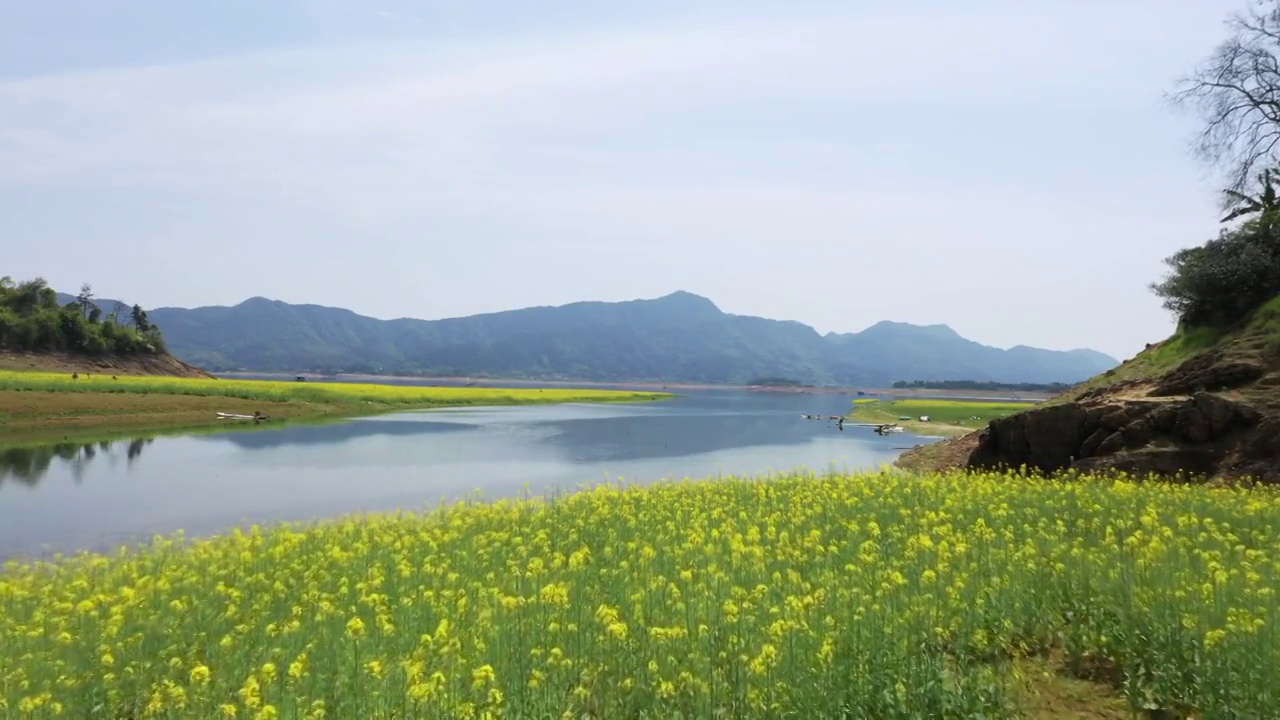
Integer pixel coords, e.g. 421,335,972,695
891,380,1071,392
0,276,166,355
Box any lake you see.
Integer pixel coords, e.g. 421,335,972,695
0,389,934,559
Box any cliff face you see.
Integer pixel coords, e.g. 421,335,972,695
904,298,1280,483
966,391,1277,482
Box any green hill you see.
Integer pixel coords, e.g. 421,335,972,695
137,291,1117,386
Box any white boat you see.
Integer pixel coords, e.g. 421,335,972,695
216,412,267,421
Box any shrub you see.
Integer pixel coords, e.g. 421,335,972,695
1150,217,1280,327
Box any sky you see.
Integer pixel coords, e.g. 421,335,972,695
0,0,1253,361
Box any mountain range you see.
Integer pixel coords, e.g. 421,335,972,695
66,290,1117,386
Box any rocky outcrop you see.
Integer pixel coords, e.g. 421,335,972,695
1149,350,1266,396
967,392,1273,482
896,296,1280,483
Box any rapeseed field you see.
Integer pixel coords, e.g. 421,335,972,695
0,371,667,407
1,469,1276,718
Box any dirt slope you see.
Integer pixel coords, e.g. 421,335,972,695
0,350,214,379
898,297,1280,483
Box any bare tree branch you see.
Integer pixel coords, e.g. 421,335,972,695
1169,3,1280,196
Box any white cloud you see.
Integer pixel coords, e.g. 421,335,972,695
0,0,1244,357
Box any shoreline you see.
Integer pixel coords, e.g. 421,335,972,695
0,372,670,445
847,397,1041,438
218,371,1058,401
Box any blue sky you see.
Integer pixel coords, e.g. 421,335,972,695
0,0,1249,359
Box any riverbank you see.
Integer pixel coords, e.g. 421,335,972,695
848,397,1041,437
0,371,671,443
0,349,213,378
220,371,1059,401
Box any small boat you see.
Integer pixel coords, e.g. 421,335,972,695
216,411,268,421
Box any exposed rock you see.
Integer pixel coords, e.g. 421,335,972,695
1078,428,1111,458
1151,351,1265,396
1243,418,1280,460
968,404,1091,472
1094,430,1128,457
1071,448,1222,478
966,392,1265,480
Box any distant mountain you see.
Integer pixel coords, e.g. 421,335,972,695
132,291,1118,386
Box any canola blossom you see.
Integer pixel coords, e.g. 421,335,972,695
1,469,1278,718
0,370,667,407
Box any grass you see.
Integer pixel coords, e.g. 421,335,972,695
1,468,1277,718
849,398,1039,436
0,371,672,441
1248,295,1280,361
1054,327,1226,403
1009,655,1134,720
1055,295,1280,404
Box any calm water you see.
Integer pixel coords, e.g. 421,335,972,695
0,390,932,559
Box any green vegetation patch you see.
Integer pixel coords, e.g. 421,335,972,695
1059,327,1226,401
1058,293,1280,404
1251,295,1280,359
0,371,672,441
0,277,165,356
0,371,670,408
851,398,1038,432
1,469,1276,718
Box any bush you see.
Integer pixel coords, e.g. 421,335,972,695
1150,218,1280,327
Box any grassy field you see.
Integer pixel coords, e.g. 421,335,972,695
850,398,1040,436
0,371,671,441
0,469,1275,718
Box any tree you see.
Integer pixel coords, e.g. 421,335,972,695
1169,2,1280,197
131,304,151,334
11,277,51,313
1221,167,1280,226
76,283,96,317
1150,217,1280,326
112,301,129,325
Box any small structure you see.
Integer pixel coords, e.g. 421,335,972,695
296,375,306,382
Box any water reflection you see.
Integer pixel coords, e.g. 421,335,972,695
207,418,476,450
0,391,926,558
0,438,153,486
202,392,863,464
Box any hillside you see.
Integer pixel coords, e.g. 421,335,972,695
0,350,212,378
139,291,1118,386
1,277,208,378
899,295,1280,482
